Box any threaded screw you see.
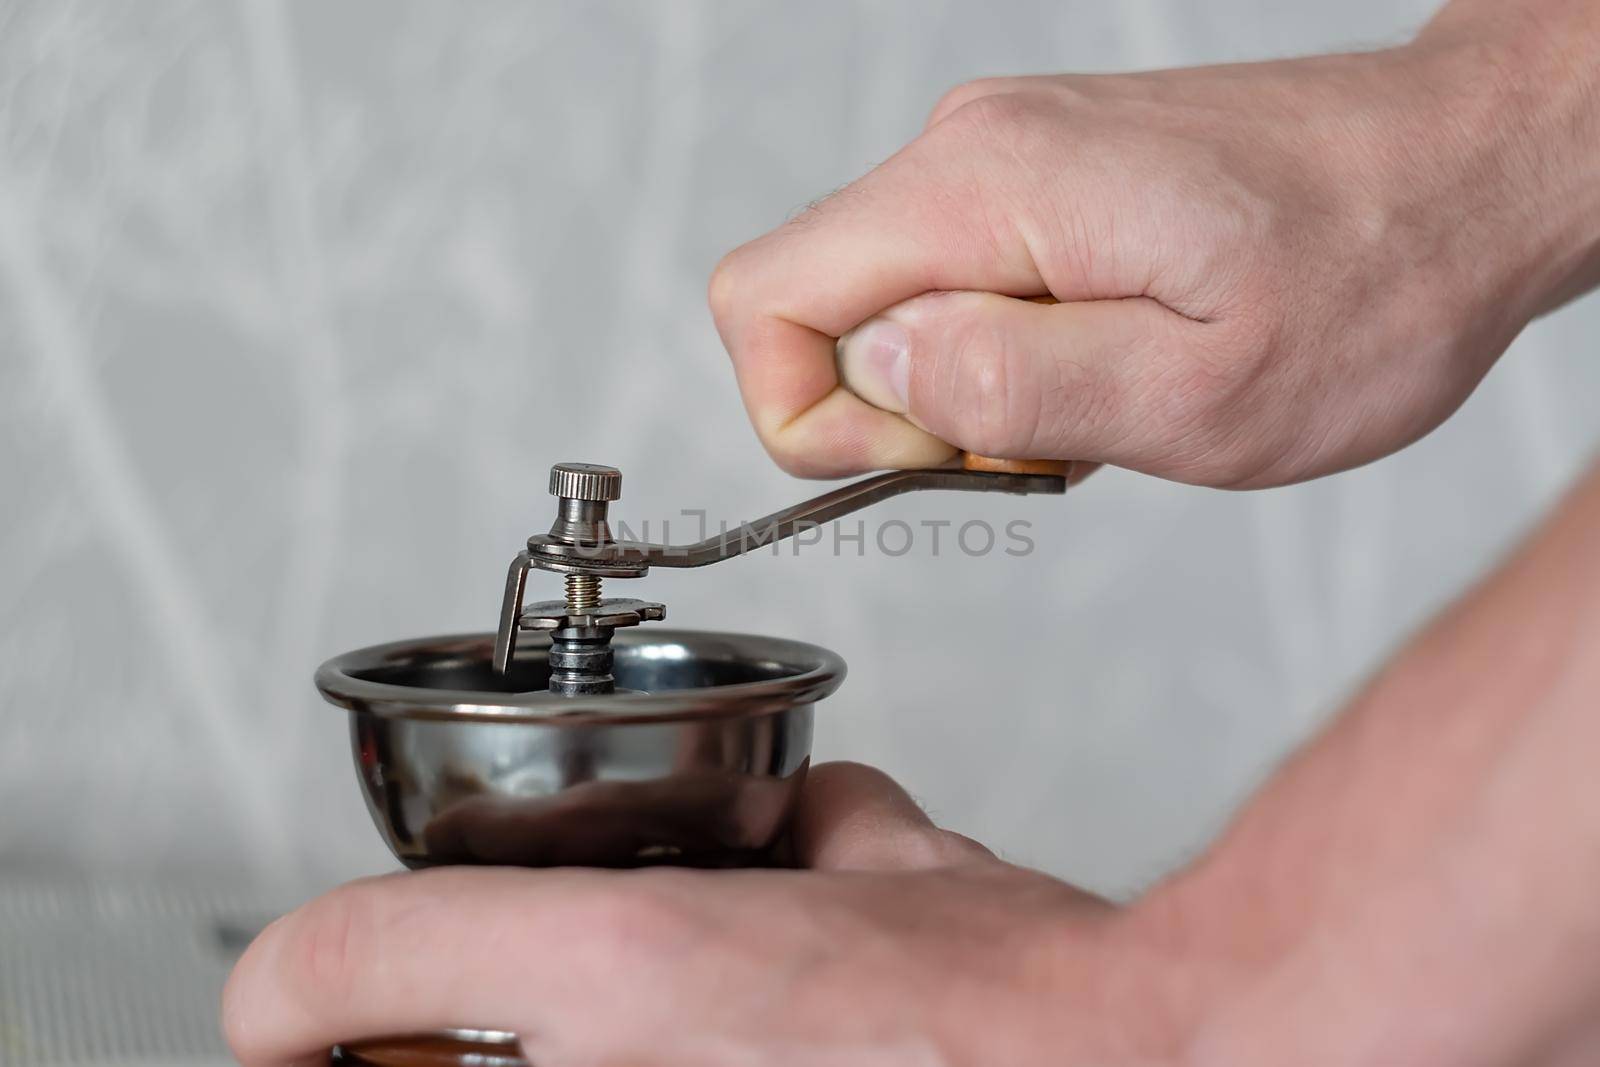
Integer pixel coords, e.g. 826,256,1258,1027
564,572,602,613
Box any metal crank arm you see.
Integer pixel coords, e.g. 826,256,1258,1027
526,467,1066,572
494,464,1068,676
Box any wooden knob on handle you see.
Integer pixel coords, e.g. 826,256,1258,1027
960,454,1073,477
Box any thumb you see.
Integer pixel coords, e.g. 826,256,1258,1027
838,291,1195,468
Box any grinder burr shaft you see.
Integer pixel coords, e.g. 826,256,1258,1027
542,463,632,695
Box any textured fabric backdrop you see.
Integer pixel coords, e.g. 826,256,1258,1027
2,0,1596,902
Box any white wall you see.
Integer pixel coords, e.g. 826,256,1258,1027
2,0,1596,900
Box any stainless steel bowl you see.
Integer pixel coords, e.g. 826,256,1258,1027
315,629,846,869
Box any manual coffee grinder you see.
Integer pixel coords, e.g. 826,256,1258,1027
315,456,1068,1066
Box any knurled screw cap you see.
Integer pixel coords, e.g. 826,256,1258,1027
549,462,622,501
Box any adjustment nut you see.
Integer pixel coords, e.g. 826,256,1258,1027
549,463,622,502
518,597,666,632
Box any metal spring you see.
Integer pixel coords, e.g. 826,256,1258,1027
564,572,602,612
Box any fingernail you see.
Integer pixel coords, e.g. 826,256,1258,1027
837,318,910,414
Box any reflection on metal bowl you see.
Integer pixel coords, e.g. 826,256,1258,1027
314,629,845,870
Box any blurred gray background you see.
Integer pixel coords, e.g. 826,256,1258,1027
2,0,1598,910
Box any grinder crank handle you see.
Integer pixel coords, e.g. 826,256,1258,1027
494,458,1071,672
494,297,1079,675
494,458,1069,673
958,453,1073,477
648,462,1064,568
496,459,1071,670
522,462,1068,577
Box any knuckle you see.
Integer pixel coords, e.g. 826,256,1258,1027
758,431,834,478
933,91,1062,162
289,884,368,1001
768,448,833,479
278,876,425,1015
706,247,750,325
925,309,1041,457
935,828,991,857
941,91,1032,137
926,828,993,866
927,77,1017,127
754,421,846,483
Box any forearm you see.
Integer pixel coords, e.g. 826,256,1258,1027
1415,0,1600,316
1139,457,1600,1065
1428,0,1600,54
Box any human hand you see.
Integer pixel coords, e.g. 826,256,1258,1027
222,762,1184,1067
224,455,1600,1067
709,11,1600,486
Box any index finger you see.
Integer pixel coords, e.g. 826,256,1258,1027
224,866,705,1067
707,119,1048,477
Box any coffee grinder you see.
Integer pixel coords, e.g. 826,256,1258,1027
314,457,1068,1065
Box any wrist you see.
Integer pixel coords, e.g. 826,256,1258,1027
1402,7,1600,320
1123,461,1600,1066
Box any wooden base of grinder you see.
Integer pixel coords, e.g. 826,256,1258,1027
334,1031,527,1067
